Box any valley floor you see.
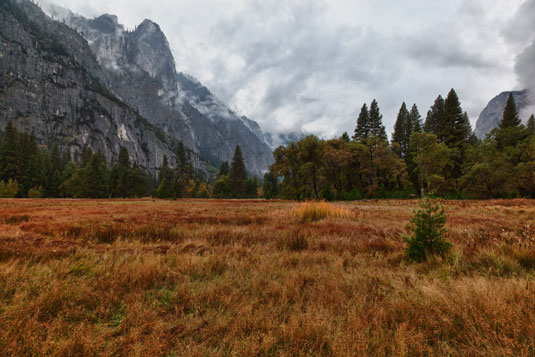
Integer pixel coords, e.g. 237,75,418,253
0,199,534,355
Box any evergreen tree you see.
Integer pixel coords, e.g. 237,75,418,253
175,142,192,197
409,104,422,133
353,103,370,141
84,152,108,198
442,89,471,179
113,147,131,198
157,155,175,198
424,95,445,137
0,121,19,181
245,176,259,198
262,171,279,199
404,197,451,262
392,102,411,159
228,145,247,198
218,161,230,177
80,145,93,168
341,132,350,142
368,99,387,140
499,93,521,129
527,114,535,137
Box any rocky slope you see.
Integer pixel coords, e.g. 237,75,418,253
49,6,273,175
0,0,206,172
475,90,532,138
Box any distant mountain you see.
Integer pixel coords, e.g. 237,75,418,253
46,5,273,175
475,90,532,139
0,0,186,172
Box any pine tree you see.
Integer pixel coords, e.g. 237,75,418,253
218,161,230,177
262,171,279,199
442,89,471,178
245,176,259,198
114,147,131,198
84,152,108,198
527,114,535,137
404,197,451,262
409,104,422,133
392,102,411,159
157,155,175,198
341,132,350,142
0,121,20,181
424,95,445,138
500,93,521,129
353,103,369,141
368,99,387,140
228,145,247,198
175,142,192,197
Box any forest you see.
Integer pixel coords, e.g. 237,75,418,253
0,88,534,199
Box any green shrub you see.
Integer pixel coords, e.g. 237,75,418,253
0,179,19,198
404,197,451,262
28,186,44,198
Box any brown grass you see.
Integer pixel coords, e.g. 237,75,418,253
0,198,534,355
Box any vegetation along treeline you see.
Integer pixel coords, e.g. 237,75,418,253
1,88,534,199
271,89,535,200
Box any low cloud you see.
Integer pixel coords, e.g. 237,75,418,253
44,0,528,137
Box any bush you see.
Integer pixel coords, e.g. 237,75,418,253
319,184,335,202
404,197,451,262
0,179,19,198
28,186,44,198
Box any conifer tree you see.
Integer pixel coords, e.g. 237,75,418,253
262,171,279,199
228,145,247,198
500,93,521,129
442,89,471,179
409,104,422,133
392,102,411,159
218,161,230,177
175,142,192,197
0,121,19,181
368,99,387,140
424,95,445,138
353,103,370,141
527,114,535,137
114,146,131,198
84,152,108,198
157,155,175,198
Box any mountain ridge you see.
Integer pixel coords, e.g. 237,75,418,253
45,4,273,175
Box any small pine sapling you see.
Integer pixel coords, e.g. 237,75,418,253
404,197,451,261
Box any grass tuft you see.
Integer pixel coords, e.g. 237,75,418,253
293,201,353,222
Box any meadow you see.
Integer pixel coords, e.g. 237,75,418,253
0,198,534,356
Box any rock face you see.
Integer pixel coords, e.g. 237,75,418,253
475,90,531,139
0,0,212,173
50,7,273,175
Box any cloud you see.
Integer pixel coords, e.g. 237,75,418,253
43,0,527,138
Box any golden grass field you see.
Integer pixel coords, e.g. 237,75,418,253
1,198,534,356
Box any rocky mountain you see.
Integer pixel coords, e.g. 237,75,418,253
46,5,273,176
474,90,532,139
0,0,192,172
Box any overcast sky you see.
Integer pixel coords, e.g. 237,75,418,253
43,0,534,138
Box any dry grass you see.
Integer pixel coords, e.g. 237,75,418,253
0,198,534,355
291,201,354,222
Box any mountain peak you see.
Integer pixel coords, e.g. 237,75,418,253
90,14,121,33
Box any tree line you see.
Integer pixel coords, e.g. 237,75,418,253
0,121,263,199
1,88,533,200
0,122,212,198
269,89,535,200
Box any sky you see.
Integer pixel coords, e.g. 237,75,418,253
42,0,535,139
